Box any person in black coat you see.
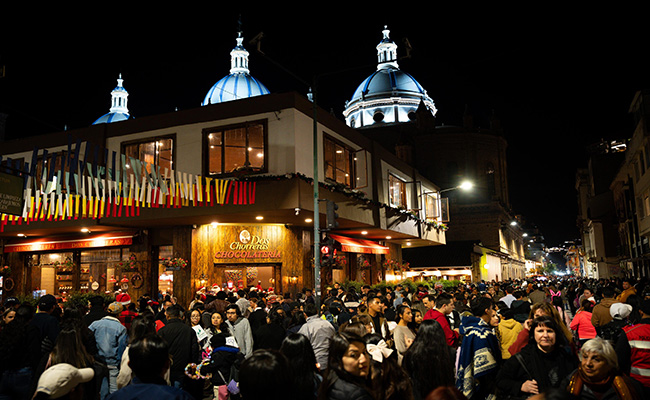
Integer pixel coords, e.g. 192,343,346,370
496,316,577,398
156,304,199,390
201,332,244,398
253,307,286,351
246,297,267,334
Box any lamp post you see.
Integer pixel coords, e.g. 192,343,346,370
439,180,474,194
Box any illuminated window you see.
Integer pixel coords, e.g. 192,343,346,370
324,136,354,187
205,121,266,176
389,174,407,208
122,136,174,178
424,193,440,220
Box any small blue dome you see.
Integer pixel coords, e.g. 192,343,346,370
202,74,270,105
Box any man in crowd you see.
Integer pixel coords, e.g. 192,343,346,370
618,278,637,303
89,301,128,399
616,298,650,397
298,302,336,370
236,289,250,316
107,334,194,400
365,295,392,342
456,297,501,400
84,295,109,326
499,285,517,308
592,286,620,330
424,292,460,348
225,303,254,358
157,304,200,390
30,294,61,358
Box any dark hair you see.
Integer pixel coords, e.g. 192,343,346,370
435,293,453,309
602,286,616,298
470,297,494,317
396,304,411,323
225,303,242,317
129,334,170,382
304,303,318,317
581,299,594,313
50,327,94,367
129,313,156,344
239,349,291,400
403,320,455,398
424,386,468,400
165,304,183,319
280,333,319,399
318,332,371,400
529,316,567,348
365,333,413,400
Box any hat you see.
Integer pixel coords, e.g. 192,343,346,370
107,302,123,315
36,363,94,399
38,294,57,309
116,293,131,306
610,303,633,320
3,297,19,307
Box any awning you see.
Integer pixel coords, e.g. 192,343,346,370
4,232,135,253
330,234,389,255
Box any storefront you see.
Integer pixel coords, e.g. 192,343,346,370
3,232,134,299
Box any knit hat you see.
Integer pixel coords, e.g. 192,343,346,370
610,303,633,320
107,302,123,315
35,363,94,399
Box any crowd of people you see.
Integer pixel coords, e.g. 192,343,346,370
0,276,649,399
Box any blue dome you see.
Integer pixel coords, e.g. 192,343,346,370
351,68,428,103
93,112,132,125
202,73,270,105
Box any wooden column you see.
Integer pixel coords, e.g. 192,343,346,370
173,226,193,308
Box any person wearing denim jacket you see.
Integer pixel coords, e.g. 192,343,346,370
89,302,128,400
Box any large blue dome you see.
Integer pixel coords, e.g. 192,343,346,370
202,74,270,105
202,32,270,106
343,27,436,129
350,68,428,103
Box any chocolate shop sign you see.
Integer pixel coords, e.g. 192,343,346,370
214,230,281,261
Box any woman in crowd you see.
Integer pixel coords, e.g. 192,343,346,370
393,304,416,365
201,331,245,400
509,301,575,355
365,333,413,400
280,333,322,400
409,308,423,333
286,307,307,336
0,308,16,331
563,337,641,399
570,299,597,348
402,320,456,400
317,332,374,400
116,312,167,388
0,304,41,400
496,316,577,398
253,306,286,350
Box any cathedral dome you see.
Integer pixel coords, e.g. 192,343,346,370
343,26,436,128
202,32,270,106
93,74,133,125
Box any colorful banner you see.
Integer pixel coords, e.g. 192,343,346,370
0,142,257,232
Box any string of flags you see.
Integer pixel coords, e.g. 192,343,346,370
0,139,256,232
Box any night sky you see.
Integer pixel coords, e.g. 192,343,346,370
2,6,649,247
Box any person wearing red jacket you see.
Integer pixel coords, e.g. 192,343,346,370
423,292,459,348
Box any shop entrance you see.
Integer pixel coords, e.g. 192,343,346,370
218,264,281,293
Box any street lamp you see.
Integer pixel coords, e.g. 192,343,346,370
439,180,473,194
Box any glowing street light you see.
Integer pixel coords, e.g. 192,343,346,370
439,180,474,194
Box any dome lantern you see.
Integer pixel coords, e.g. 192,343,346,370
92,74,133,125
202,31,270,106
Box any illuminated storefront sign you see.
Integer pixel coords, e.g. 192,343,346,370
4,234,133,253
214,229,281,260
